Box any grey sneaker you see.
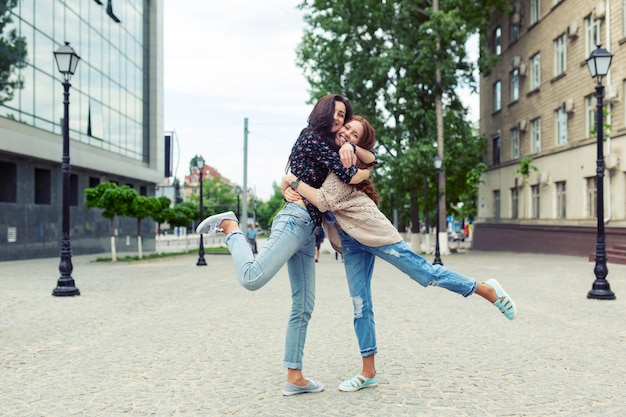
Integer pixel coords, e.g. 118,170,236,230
196,211,238,235
282,378,325,396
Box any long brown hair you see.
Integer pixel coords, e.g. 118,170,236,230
350,115,379,204
307,94,353,146
287,94,353,172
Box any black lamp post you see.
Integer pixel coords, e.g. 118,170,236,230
52,42,81,297
433,154,443,266
235,186,242,219
586,45,615,300
196,156,207,266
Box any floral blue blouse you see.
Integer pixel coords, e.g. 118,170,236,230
288,128,357,226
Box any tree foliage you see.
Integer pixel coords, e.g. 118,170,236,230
0,0,27,103
189,175,240,217
168,201,198,229
152,196,172,233
296,0,509,225
85,182,138,261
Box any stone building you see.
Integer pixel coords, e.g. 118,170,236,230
475,0,626,262
0,1,164,261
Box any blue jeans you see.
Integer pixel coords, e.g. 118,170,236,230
225,203,316,369
340,230,477,357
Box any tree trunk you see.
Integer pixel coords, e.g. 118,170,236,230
110,217,117,262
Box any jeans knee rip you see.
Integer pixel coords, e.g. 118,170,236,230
383,248,401,257
352,295,364,319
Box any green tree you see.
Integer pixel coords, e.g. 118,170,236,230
152,196,172,235
168,201,198,231
126,195,161,258
515,156,538,185
85,182,137,262
296,0,509,229
191,175,238,216
0,0,27,104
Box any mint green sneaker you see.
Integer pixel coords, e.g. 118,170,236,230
485,279,518,320
338,374,378,392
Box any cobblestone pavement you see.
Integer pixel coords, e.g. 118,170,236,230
1,247,625,416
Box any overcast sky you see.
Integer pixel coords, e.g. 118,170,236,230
164,1,311,200
163,2,479,201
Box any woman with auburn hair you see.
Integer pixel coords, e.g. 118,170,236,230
282,115,517,392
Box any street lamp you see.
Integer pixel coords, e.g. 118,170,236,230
586,45,615,300
196,156,207,266
52,42,80,297
433,154,443,266
235,186,242,219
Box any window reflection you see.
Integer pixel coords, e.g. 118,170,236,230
1,1,146,162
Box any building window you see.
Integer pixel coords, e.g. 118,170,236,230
586,95,596,137
586,177,597,218
555,107,568,145
0,161,18,203
494,190,501,219
494,26,502,55
531,117,542,153
510,69,519,102
493,135,501,166
70,174,79,207
530,0,541,25
585,15,602,56
531,185,540,219
511,187,519,219
511,127,520,159
511,20,520,43
530,53,541,90
0,2,149,162
89,177,101,188
554,34,567,76
34,168,51,205
556,181,566,219
493,80,501,111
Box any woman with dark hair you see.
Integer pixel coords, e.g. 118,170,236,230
197,94,375,396
283,115,517,393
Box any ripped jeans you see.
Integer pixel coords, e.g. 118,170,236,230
339,230,477,357
225,203,316,369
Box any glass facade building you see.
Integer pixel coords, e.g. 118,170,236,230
0,0,164,261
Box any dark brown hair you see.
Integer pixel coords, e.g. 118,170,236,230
307,94,353,146
287,94,353,172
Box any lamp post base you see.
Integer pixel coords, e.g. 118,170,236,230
197,234,207,266
587,280,615,300
52,278,80,297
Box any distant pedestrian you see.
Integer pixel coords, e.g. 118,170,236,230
314,227,325,262
246,223,258,254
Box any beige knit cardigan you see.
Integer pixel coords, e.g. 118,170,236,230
316,173,403,253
